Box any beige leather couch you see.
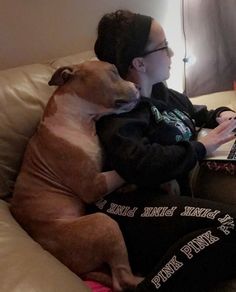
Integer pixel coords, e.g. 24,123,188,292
0,50,236,291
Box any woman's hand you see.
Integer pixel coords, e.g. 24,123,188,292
216,111,236,124
198,118,236,156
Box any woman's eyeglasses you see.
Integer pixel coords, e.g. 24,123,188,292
140,42,169,57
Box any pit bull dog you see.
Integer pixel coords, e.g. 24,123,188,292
10,60,141,291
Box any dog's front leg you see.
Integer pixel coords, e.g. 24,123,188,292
81,171,125,204
102,170,125,195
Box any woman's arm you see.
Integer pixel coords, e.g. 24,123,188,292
152,83,235,129
192,104,234,128
97,107,205,188
97,101,236,189
167,87,234,128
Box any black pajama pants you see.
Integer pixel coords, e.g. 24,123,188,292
89,190,236,291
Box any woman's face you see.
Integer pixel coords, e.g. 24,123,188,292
143,20,174,84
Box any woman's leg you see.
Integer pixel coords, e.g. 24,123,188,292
136,225,236,291
90,191,236,290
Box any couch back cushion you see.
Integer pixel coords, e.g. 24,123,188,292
0,50,94,198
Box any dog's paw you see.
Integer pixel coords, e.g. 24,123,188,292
160,179,180,196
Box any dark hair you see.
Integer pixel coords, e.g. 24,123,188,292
94,10,152,78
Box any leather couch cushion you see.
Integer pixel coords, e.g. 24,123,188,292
0,199,90,292
0,64,54,197
0,50,94,198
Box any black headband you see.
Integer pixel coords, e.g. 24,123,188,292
116,13,153,77
132,14,153,57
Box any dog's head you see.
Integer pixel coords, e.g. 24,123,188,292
48,60,140,116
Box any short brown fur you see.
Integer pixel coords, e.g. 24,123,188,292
11,60,141,291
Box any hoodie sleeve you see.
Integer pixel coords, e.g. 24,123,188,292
152,84,234,129
192,104,233,128
96,105,206,188
168,89,233,128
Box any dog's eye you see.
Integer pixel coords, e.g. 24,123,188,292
111,69,120,79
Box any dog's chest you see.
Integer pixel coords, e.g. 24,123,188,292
44,121,103,167
66,129,102,165
76,130,102,164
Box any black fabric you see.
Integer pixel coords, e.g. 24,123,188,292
89,193,236,291
92,83,236,290
152,83,231,129
97,100,203,193
96,83,231,192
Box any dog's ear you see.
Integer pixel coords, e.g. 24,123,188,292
48,66,74,86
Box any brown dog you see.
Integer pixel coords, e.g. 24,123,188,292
10,60,141,291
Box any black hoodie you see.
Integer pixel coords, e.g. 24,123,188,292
96,83,231,194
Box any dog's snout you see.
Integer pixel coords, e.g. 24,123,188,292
134,84,141,91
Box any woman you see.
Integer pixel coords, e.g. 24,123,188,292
90,10,236,291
